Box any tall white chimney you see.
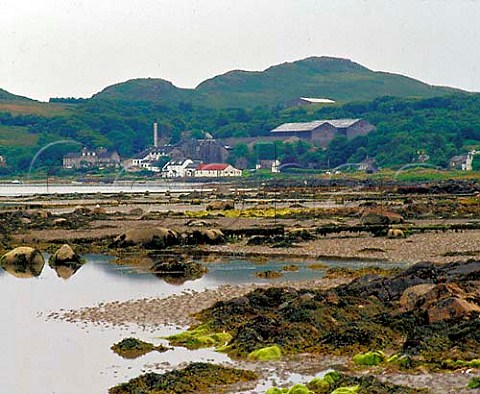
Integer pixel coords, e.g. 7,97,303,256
153,122,158,148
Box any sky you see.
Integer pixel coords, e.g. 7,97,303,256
1,0,480,102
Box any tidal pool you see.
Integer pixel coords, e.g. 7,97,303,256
0,254,406,393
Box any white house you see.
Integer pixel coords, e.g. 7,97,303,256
162,159,200,178
255,159,281,173
123,148,169,172
194,163,242,178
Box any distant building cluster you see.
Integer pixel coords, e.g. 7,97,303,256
60,116,478,175
63,147,120,169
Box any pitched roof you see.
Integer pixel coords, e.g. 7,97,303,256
64,152,81,159
271,119,360,133
450,155,468,162
196,163,230,171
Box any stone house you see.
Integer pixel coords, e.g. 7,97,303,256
63,147,120,169
449,151,476,171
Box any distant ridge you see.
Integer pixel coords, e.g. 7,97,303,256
0,56,468,108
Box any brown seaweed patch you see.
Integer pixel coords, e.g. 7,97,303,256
111,337,169,359
255,270,283,279
109,362,258,394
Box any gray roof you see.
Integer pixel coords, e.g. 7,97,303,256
271,119,360,133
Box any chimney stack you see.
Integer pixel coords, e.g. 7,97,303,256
153,122,158,148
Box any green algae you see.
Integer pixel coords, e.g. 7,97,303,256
248,345,282,361
265,388,285,394
468,377,480,389
442,358,480,369
286,384,311,394
330,386,360,394
165,323,232,350
352,350,385,366
266,372,426,394
307,370,341,392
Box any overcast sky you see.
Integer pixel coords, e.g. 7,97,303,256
1,0,480,101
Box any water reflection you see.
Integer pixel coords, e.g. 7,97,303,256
0,248,45,278
151,258,208,285
0,253,408,393
50,263,84,279
48,244,86,280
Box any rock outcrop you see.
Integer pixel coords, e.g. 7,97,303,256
184,229,225,245
0,246,45,278
48,244,85,279
112,227,180,249
206,201,235,211
361,209,404,225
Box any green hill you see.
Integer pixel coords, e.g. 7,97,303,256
91,78,192,103
195,56,461,108
0,88,32,102
90,57,464,109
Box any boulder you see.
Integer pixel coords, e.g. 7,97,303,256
184,229,225,245
399,284,436,311
0,246,45,278
361,209,404,225
48,244,84,279
128,208,144,216
49,244,82,265
206,201,235,211
112,227,180,249
427,296,480,323
151,259,207,284
387,228,405,238
35,210,51,219
92,204,107,215
73,206,91,214
410,283,480,323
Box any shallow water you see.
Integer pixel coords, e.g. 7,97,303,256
0,182,204,197
0,254,406,393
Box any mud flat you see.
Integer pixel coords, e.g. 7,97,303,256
3,181,480,393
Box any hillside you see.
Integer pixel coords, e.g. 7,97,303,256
0,88,32,102
91,78,193,103
195,57,461,108
90,57,463,109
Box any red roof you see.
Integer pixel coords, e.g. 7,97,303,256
196,163,229,171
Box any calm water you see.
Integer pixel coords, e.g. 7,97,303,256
0,254,405,394
0,182,207,197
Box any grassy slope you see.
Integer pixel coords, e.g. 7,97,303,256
90,57,463,109
194,57,461,108
0,88,32,102
0,125,38,147
90,78,193,103
0,102,72,116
